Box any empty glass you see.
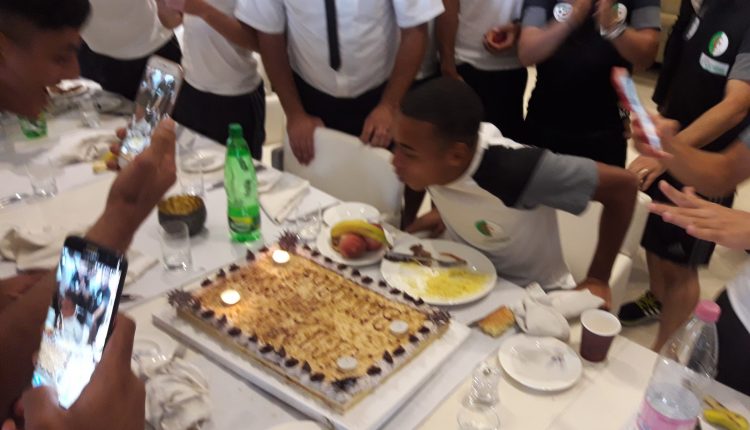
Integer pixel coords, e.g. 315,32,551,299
25,160,59,198
294,202,322,242
160,221,192,271
78,96,101,128
457,361,502,430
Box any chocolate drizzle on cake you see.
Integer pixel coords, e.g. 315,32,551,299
302,361,312,373
248,334,258,343
429,310,451,325
284,358,299,368
311,250,321,257
333,377,358,392
367,366,382,376
324,257,333,264
418,326,430,334
393,346,406,356
246,250,255,261
217,315,228,326
351,269,360,277
361,276,373,284
200,309,215,319
402,292,415,302
229,263,240,272
337,264,347,271
276,347,286,358
201,279,212,287
379,280,388,288
409,334,419,344
415,298,425,306
383,351,393,364
260,246,270,253
228,327,241,337
260,344,274,354
216,268,226,278
302,244,311,251
389,288,400,295
310,372,325,382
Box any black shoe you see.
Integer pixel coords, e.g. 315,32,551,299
618,292,662,326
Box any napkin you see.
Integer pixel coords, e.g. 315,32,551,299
259,172,310,224
513,283,605,341
52,130,118,166
143,357,211,430
0,225,156,284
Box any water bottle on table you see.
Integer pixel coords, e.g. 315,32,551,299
224,123,261,243
636,300,720,430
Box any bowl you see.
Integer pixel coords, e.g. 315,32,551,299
157,194,206,236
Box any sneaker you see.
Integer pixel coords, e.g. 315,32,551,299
618,291,662,326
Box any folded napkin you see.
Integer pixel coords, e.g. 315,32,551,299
142,357,211,430
259,172,310,224
513,283,605,341
0,225,156,284
52,130,118,166
256,168,283,194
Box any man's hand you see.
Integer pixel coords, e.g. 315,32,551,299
627,155,665,191
405,209,446,238
287,113,324,165
632,113,680,159
569,0,594,29
650,181,750,250
576,277,612,310
360,104,395,148
0,272,48,312
88,119,177,252
16,315,144,430
484,24,519,54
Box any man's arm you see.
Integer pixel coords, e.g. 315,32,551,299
165,0,259,50
596,0,659,71
517,0,592,66
361,24,429,148
435,0,460,80
155,0,184,29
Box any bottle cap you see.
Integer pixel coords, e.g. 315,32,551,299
228,123,244,139
695,300,721,323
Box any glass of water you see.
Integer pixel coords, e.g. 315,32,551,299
159,221,192,271
294,202,322,242
25,160,59,198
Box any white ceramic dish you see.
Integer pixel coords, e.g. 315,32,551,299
315,226,390,267
323,202,379,226
498,334,583,392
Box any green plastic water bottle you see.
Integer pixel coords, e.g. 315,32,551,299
224,123,261,243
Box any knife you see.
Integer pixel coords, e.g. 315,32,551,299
383,251,467,268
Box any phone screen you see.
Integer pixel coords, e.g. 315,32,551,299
119,56,183,163
32,238,127,408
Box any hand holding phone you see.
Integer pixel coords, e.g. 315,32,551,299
611,67,662,152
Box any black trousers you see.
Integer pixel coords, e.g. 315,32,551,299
78,36,182,101
457,64,528,143
716,290,750,396
172,82,266,160
293,73,385,137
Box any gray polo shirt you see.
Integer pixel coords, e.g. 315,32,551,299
428,123,599,288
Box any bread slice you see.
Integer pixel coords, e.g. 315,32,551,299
478,306,515,337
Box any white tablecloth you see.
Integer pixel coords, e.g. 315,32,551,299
2,113,749,430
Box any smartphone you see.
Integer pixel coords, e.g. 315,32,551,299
32,236,128,408
611,67,662,151
118,55,183,167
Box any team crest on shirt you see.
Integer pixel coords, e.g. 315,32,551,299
475,220,504,238
613,3,628,24
553,2,573,22
708,31,729,57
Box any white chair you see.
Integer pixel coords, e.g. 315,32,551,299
254,53,286,148
282,127,403,223
557,192,652,313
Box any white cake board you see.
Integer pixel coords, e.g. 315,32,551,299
153,298,471,430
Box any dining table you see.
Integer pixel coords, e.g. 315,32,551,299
0,102,748,430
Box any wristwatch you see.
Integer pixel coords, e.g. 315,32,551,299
601,23,627,41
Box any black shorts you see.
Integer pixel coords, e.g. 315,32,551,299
172,81,266,160
78,36,182,101
641,172,734,266
716,290,750,396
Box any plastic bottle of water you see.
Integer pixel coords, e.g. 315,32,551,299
224,123,261,243
636,300,721,430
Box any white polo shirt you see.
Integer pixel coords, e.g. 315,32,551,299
236,0,445,98
428,123,599,289
82,0,173,60
181,0,262,96
454,0,524,71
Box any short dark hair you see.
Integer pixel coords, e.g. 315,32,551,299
0,0,91,42
400,77,484,148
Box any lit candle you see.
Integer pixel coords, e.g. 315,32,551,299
272,250,290,265
220,289,241,306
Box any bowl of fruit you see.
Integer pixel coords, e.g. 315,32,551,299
316,220,391,267
157,194,207,237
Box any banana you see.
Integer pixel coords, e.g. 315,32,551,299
330,220,389,246
703,396,749,430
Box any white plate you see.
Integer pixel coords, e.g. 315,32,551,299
316,226,389,267
379,240,497,306
498,334,582,392
181,148,225,173
323,202,380,226
266,421,323,430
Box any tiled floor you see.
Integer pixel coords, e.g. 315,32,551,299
262,67,750,351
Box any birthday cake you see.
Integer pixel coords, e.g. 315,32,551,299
167,235,451,412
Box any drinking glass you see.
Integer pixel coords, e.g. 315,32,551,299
160,221,192,271
25,160,59,198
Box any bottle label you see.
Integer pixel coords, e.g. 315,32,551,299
228,214,259,233
637,398,697,430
